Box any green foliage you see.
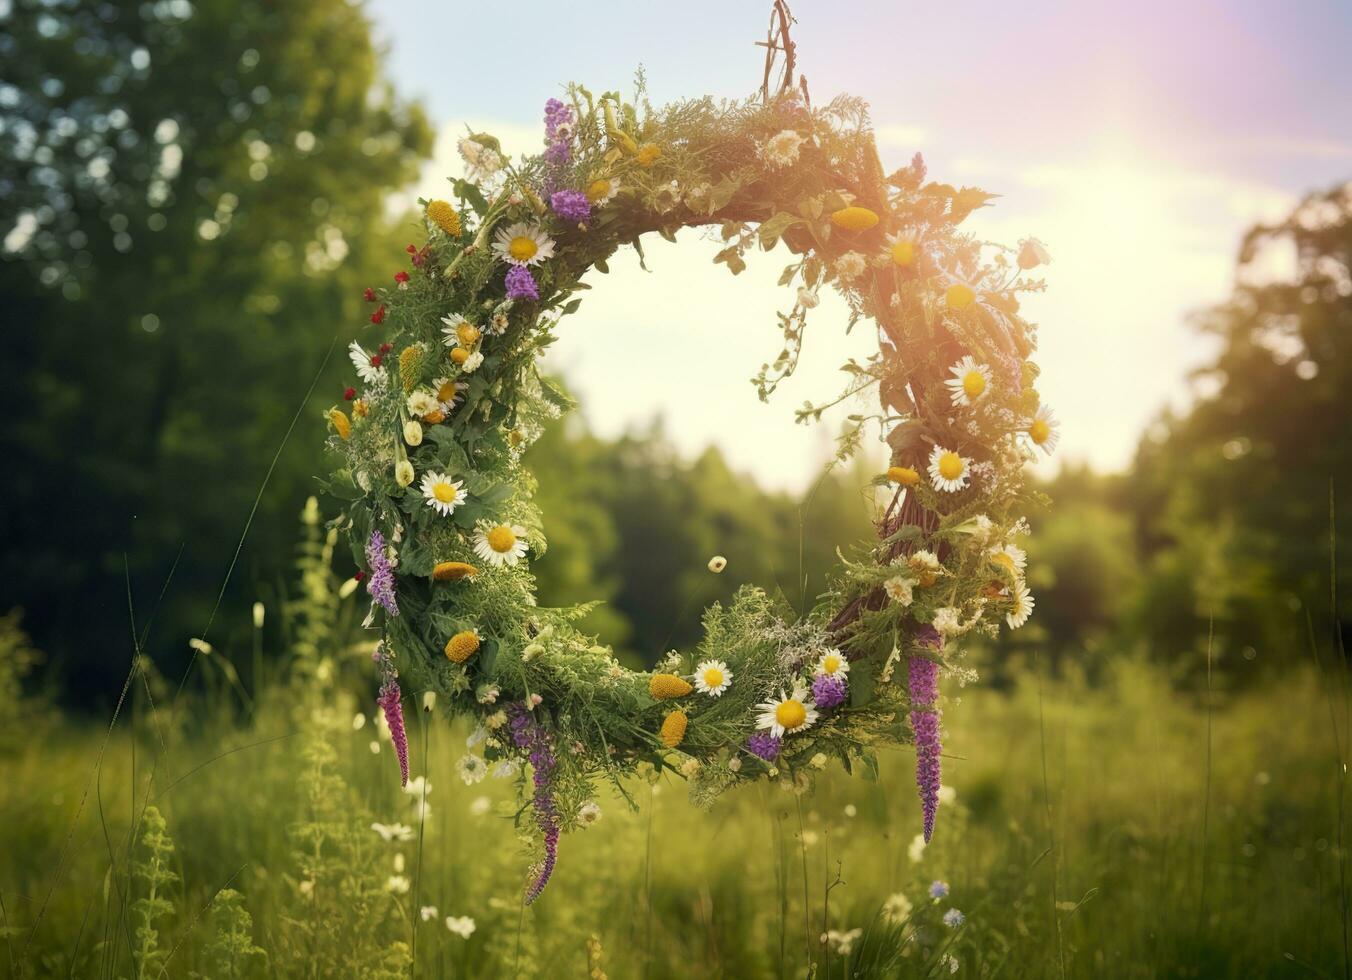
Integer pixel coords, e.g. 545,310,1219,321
199,889,266,980
131,804,180,977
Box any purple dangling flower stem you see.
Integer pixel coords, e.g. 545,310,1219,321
909,626,943,842
507,701,560,904
374,644,408,786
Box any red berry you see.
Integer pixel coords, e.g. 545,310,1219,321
405,244,417,254
354,571,366,582
371,305,386,324
370,354,382,367
394,270,409,284
378,342,393,354
363,287,376,302
343,386,356,401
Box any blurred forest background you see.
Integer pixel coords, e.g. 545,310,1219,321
2,0,1348,708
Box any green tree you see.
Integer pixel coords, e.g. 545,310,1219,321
1126,181,1352,675
0,0,430,703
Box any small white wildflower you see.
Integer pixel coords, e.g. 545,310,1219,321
908,833,927,863
386,875,410,895
578,801,602,826
371,822,414,842
491,759,519,780
469,796,491,816
457,754,488,785
445,915,476,939
883,892,913,925
420,905,439,922
352,712,366,730
834,251,866,282
761,129,805,168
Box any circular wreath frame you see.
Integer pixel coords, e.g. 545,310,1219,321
324,74,1055,902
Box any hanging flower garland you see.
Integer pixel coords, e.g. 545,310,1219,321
322,79,1057,902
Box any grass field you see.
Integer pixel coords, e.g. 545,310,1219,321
3,621,1348,978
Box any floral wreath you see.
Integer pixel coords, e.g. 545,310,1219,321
323,77,1057,903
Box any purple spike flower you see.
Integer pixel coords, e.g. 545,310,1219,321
549,189,590,224
377,679,409,787
812,673,848,710
507,702,561,904
746,732,782,762
505,265,538,301
908,646,942,843
364,530,399,617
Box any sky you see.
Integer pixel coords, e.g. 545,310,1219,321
368,0,1352,490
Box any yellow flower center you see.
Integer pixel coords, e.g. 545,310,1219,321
991,552,1016,573
508,236,538,262
890,239,915,267
938,452,965,481
450,348,469,366
962,370,986,399
457,324,481,346
946,283,975,310
702,668,724,689
776,699,807,730
586,178,612,202
437,380,459,402
433,482,458,504
486,525,517,553
1029,419,1050,444
821,654,842,675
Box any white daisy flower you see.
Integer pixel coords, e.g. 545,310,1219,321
440,313,478,347
884,576,914,606
460,350,484,373
456,753,487,785
988,542,1027,577
693,659,732,697
406,390,439,417
433,376,468,411
815,649,850,679
755,682,819,738
370,822,414,842
445,915,476,939
927,446,971,492
584,176,620,206
472,523,529,567
944,355,992,407
1006,583,1035,629
492,222,555,267
760,129,805,168
420,472,467,516
489,311,510,335
834,251,866,282
348,341,385,384
1027,404,1060,454
577,801,602,826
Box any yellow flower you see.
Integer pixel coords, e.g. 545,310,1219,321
450,348,470,367
636,143,662,168
444,630,480,664
887,466,920,486
351,399,369,419
432,561,478,582
456,323,481,347
399,346,425,393
426,199,461,237
660,710,688,748
889,235,917,267
945,283,976,310
649,673,693,700
830,206,879,232
423,408,446,425
327,409,351,440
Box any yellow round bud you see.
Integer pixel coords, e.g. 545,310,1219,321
444,630,480,664
887,466,920,486
426,199,461,237
450,348,470,366
830,206,880,232
649,674,693,700
945,283,976,310
432,561,478,582
660,711,688,748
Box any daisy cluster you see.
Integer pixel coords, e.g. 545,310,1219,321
321,77,1057,900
